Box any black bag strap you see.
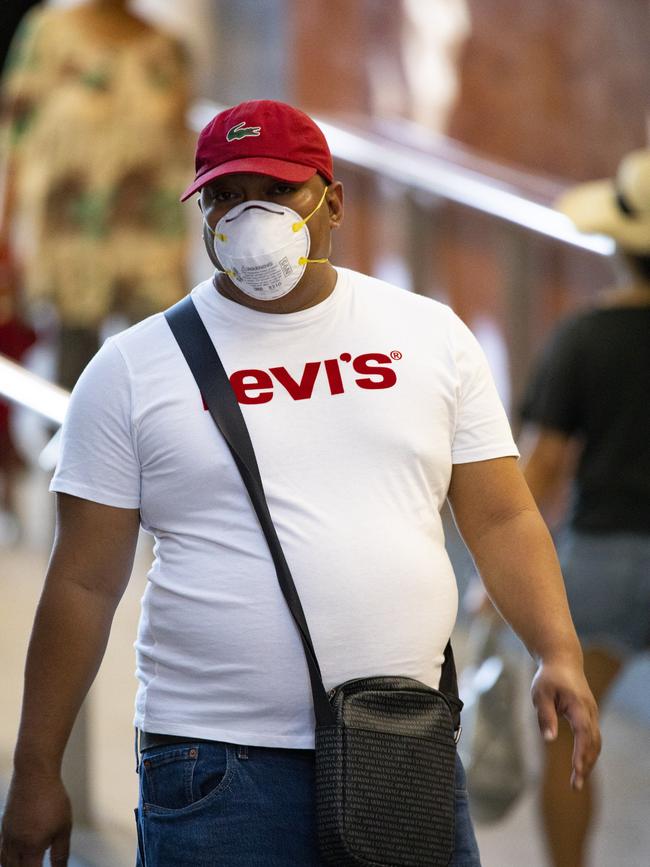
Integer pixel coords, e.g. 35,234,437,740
165,295,461,729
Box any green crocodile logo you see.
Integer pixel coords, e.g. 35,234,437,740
226,121,262,142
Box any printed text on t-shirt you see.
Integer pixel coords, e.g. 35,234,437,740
203,352,401,405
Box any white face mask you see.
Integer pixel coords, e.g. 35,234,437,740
205,185,329,300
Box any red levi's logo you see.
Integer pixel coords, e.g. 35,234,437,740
202,352,401,407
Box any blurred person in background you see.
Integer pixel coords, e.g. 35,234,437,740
519,149,650,867
0,0,193,392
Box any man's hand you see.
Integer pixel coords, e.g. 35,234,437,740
531,658,601,791
0,772,71,866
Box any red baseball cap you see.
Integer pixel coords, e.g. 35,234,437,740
180,99,334,201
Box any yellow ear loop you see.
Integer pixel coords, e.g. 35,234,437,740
293,185,330,267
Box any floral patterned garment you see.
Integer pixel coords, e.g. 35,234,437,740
1,5,194,327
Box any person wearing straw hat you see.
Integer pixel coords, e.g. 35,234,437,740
0,100,600,867
519,148,650,867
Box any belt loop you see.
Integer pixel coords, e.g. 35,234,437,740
237,745,249,760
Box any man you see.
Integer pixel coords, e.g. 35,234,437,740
0,100,600,867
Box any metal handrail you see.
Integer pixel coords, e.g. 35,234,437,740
189,100,615,257
0,353,69,424
0,354,68,469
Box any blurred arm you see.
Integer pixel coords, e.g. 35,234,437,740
519,424,577,508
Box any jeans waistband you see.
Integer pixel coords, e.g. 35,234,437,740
138,730,215,752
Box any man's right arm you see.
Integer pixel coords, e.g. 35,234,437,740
0,493,140,867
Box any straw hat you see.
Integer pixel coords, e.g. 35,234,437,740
556,149,650,253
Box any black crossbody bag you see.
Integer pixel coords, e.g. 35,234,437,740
165,295,463,867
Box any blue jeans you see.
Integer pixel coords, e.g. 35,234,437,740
135,739,481,866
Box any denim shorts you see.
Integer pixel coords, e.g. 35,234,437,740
557,529,650,657
135,739,481,866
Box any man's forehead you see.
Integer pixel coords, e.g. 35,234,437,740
203,172,295,189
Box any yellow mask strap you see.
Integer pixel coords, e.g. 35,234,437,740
292,185,329,233
298,255,329,266
294,185,330,266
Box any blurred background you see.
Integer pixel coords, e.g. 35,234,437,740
1,1,648,865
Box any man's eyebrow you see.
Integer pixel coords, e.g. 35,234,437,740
203,183,230,195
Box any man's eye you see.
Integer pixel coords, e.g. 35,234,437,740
204,188,236,203
212,190,237,202
272,183,297,195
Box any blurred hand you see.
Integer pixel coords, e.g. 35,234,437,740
531,658,601,790
0,772,71,867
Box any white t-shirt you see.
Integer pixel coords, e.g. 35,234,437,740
51,268,518,748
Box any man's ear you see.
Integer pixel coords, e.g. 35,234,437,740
327,181,344,228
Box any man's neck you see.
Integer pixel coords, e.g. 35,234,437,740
213,264,338,314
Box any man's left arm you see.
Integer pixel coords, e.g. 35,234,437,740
447,455,600,791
